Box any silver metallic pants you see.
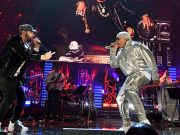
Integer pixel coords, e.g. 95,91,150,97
116,72,150,126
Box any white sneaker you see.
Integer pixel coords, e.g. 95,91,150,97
21,126,28,132
118,126,130,133
16,120,28,132
8,120,28,132
16,120,22,126
140,119,151,125
8,121,15,132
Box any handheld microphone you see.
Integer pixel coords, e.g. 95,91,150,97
32,37,41,44
35,38,41,44
105,45,112,49
105,42,118,49
32,37,49,52
41,44,49,52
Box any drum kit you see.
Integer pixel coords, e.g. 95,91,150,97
58,85,92,120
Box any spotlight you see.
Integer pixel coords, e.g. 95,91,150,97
18,13,23,17
126,123,158,135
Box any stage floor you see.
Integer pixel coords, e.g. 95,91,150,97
1,118,180,135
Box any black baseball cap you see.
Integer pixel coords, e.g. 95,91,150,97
19,24,37,33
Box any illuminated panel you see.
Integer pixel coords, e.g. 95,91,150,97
103,103,118,108
168,66,177,81
40,62,53,106
94,85,103,108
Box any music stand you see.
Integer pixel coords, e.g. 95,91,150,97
167,87,180,122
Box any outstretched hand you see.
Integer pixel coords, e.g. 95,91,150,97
41,51,56,60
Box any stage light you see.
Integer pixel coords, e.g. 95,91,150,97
18,13,23,17
85,101,89,107
126,123,158,135
25,100,31,106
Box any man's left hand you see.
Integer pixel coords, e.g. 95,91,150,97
41,51,56,60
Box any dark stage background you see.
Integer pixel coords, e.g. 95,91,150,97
0,0,180,66
1,0,180,122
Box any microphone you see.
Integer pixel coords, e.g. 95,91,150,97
105,45,112,49
35,39,41,44
33,37,41,44
32,37,49,52
41,44,49,52
105,42,118,49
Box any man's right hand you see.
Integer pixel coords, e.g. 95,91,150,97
110,42,118,48
105,42,118,50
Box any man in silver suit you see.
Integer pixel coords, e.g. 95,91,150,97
109,31,159,132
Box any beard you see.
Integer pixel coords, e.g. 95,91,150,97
25,32,32,42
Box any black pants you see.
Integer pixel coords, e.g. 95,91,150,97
47,90,61,119
0,76,26,123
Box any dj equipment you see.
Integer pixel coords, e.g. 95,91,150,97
138,20,171,42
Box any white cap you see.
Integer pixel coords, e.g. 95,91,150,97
116,31,131,40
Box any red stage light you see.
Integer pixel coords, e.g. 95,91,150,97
18,13,23,17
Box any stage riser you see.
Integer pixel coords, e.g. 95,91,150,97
63,129,125,135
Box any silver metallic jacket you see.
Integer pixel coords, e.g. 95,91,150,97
110,40,159,81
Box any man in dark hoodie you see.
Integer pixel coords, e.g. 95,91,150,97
0,24,55,132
